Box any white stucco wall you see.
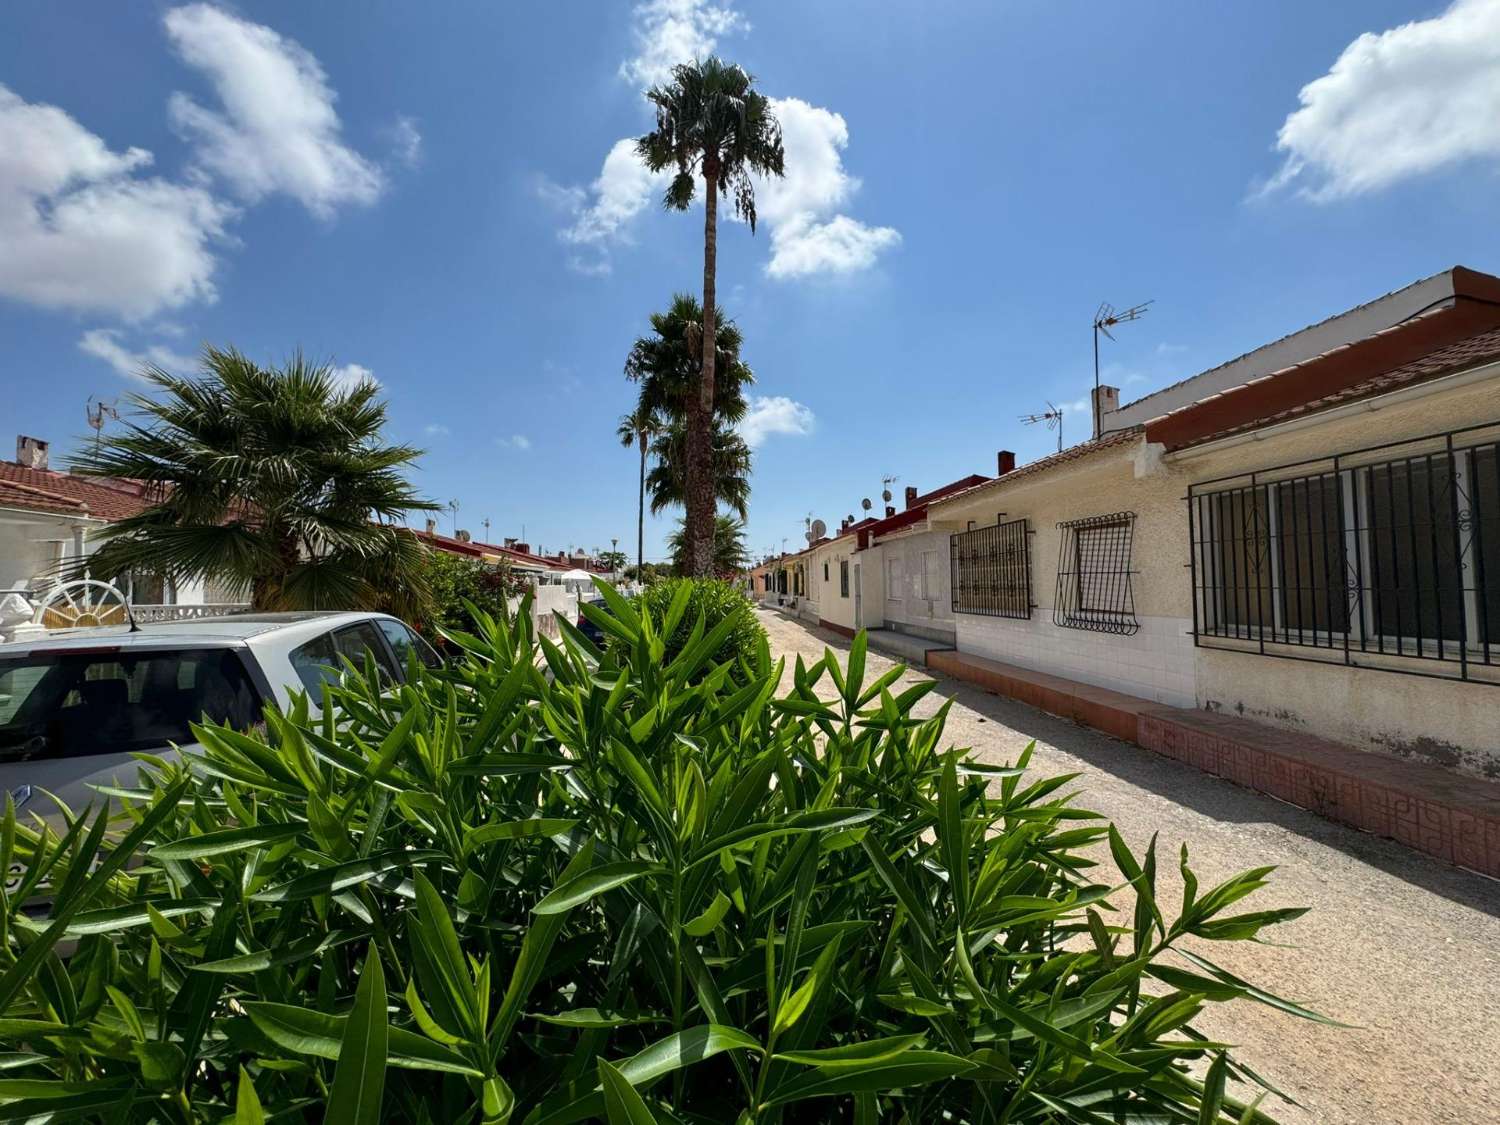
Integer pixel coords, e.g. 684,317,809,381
877,528,957,644
931,441,1198,708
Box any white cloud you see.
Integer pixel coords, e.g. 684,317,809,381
387,115,422,167
758,98,900,278
79,328,197,380
496,434,532,451
0,84,233,319
737,395,815,448
620,0,747,89
1264,0,1500,200
328,363,378,392
765,214,901,279
164,3,384,217
542,138,668,274
423,423,450,437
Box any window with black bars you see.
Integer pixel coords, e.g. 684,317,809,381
1053,513,1139,634
1189,425,1500,684
951,519,1032,618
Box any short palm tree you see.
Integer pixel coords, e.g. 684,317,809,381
668,514,749,577
624,293,753,427
616,404,662,577
638,58,783,576
646,419,751,521
69,347,439,616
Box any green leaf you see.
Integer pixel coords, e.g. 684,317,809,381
151,822,302,860
234,1066,265,1125
251,850,443,902
243,1004,482,1076
0,778,189,1014
689,809,878,869
532,862,659,916
763,1050,977,1107
466,819,579,851
774,1034,926,1068
618,1025,761,1087
326,948,388,1125
599,1059,659,1125
530,1009,665,1030
1200,1051,1228,1125
682,892,731,937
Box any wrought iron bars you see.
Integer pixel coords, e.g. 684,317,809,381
1188,429,1499,684
1053,512,1139,634
951,518,1033,618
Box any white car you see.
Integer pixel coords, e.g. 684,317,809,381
0,611,441,821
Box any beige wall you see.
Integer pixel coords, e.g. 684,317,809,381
930,441,1198,707
1174,372,1500,776
877,528,956,643
929,369,1500,774
808,536,862,630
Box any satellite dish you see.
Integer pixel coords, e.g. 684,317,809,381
804,530,814,543
882,488,892,503
810,519,827,539
861,498,872,511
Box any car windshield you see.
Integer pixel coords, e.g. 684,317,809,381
0,648,261,763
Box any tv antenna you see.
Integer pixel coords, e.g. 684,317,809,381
447,498,460,535
1020,401,1065,452
86,396,120,452
1092,299,1151,440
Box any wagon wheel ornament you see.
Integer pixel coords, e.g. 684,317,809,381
32,579,130,630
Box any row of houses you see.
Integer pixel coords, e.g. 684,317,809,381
751,266,1499,806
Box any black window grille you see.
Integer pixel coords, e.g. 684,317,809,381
1054,512,1139,634
951,518,1032,618
839,560,849,598
1188,422,1500,684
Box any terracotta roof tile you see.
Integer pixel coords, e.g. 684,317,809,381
0,463,153,521
1183,325,1500,446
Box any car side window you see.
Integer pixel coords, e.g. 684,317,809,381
289,630,340,695
375,619,442,673
289,622,400,695
333,622,401,683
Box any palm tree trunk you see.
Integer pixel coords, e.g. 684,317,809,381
637,430,647,576
687,165,719,578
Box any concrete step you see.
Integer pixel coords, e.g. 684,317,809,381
864,629,950,668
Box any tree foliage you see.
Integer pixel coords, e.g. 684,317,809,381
68,348,437,615
416,549,528,642
667,515,749,577
0,589,1329,1122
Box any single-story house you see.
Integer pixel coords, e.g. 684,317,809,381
926,265,1500,780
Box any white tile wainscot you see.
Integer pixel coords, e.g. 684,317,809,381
953,611,1197,709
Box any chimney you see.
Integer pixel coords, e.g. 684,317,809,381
904,486,918,509
884,505,895,517
1091,385,1120,439
513,542,530,554
504,537,517,548
840,517,851,533
996,450,1016,476
424,517,438,535
456,529,472,542
15,435,48,470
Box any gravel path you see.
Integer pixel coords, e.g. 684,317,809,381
756,608,1500,1125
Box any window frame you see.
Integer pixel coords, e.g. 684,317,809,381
1188,421,1500,684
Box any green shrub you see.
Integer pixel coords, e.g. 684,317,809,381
0,587,1329,1123
416,549,529,642
629,575,765,671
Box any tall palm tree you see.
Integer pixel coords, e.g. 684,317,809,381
616,404,661,577
668,514,749,577
69,347,439,616
645,419,752,521
638,58,783,576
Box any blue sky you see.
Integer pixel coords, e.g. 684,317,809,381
4,1,1500,564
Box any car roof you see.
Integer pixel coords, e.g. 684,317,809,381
0,610,393,654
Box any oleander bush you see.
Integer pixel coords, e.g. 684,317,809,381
627,576,765,673
0,580,1332,1123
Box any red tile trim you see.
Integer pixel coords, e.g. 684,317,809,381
928,649,1500,879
